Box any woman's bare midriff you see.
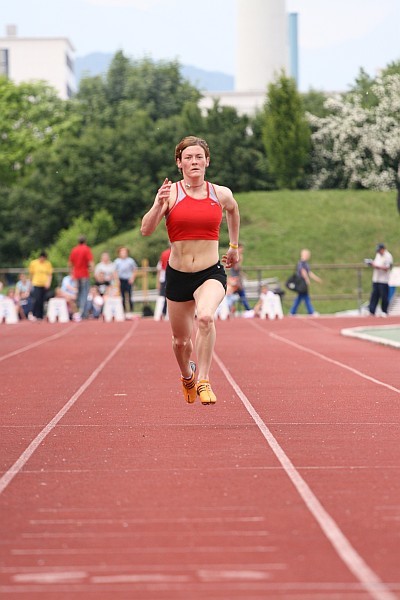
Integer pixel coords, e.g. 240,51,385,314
169,240,220,272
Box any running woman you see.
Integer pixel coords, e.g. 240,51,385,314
141,136,240,405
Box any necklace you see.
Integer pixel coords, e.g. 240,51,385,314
184,181,204,189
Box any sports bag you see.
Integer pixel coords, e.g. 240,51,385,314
285,273,308,294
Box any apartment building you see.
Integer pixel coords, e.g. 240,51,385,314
0,25,76,99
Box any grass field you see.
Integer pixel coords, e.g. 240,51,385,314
92,189,399,314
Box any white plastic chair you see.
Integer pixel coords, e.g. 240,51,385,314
0,297,19,324
260,291,284,320
154,295,168,321
103,296,125,322
215,296,230,320
47,297,70,323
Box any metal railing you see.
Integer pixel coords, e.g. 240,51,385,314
0,262,380,312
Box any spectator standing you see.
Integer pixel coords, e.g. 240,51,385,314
366,243,393,317
229,243,252,314
113,246,138,313
289,248,322,316
29,251,53,320
68,236,94,319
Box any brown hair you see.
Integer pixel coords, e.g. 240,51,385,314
175,136,210,162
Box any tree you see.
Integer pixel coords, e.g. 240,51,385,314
202,100,273,191
302,88,331,118
46,209,116,267
124,57,200,121
346,62,400,109
262,73,311,189
75,54,201,125
0,77,68,185
309,74,400,212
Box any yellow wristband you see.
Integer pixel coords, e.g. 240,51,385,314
229,243,239,249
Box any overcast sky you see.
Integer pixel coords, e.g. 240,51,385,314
1,0,399,91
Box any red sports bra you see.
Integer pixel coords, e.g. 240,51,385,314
165,181,223,242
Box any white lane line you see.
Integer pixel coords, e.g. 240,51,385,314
0,321,139,496
29,516,264,525
91,574,190,583
252,321,400,396
0,324,78,364
13,571,87,583
11,546,276,556
214,351,397,600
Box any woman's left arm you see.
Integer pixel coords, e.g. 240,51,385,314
217,185,240,268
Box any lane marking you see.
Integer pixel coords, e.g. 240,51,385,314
29,516,264,524
252,321,400,396
91,574,190,583
0,324,78,364
13,571,87,583
11,546,276,556
0,322,139,496
214,351,397,600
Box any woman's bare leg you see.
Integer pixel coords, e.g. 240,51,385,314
167,299,196,378
193,279,225,381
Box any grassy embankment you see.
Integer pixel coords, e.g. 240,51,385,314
93,189,400,314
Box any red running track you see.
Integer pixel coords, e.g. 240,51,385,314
0,316,400,599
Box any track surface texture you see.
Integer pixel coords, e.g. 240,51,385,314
1,315,400,600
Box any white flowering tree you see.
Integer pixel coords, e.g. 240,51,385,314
308,74,400,212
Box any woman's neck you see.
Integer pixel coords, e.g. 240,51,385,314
183,178,205,190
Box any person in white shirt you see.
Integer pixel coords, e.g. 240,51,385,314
367,243,393,316
94,252,116,288
113,246,138,312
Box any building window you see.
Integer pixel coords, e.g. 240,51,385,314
66,53,74,74
0,48,9,76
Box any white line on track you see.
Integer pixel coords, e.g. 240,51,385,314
0,321,139,496
0,324,78,364
253,321,400,396
213,349,397,600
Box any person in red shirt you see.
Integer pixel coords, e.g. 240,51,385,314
141,136,240,406
154,246,171,321
68,236,94,319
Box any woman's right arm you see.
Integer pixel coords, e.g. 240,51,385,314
141,178,172,236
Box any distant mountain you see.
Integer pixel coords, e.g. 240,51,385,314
74,52,113,81
74,53,234,92
180,65,234,92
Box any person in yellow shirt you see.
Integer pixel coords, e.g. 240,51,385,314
29,251,53,320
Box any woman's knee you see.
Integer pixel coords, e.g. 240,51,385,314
197,311,214,332
172,334,192,351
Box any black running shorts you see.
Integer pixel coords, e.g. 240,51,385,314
166,261,227,302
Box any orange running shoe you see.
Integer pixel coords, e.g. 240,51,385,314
181,361,197,404
196,379,217,405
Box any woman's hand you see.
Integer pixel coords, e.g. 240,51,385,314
222,247,239,269
157,178,172,206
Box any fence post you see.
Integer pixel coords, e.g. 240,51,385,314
357,267,363,313
141,258,149,305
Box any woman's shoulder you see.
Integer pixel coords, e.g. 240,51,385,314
209,182,234,204
210,182,232,195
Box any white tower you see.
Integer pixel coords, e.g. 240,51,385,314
236,0,289,92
